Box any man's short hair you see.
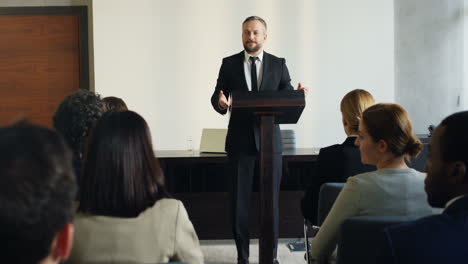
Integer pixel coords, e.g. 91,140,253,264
102,96,128,112
53,89,104,158
0,122,77,263
439,111,468,167
243,16,267,31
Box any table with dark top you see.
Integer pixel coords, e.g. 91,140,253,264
156,148,319,239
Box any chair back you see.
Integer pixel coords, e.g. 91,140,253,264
337,215,420,264
317,182,345,225
407,142,429,172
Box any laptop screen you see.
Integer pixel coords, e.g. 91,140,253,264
199,128,227,153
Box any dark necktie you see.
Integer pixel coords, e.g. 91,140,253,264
249,56,258,92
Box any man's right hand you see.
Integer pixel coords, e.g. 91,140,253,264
218,90,230,110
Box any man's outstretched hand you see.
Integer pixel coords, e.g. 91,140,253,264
297,82,309,97
218,90,230,110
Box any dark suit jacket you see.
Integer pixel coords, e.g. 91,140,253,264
211,51,294,154
380,195,468,264
301,136,375,223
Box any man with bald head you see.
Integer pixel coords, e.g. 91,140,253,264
380,111,468,263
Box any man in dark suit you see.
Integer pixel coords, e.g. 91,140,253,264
211,16,306,264
379,111,468,263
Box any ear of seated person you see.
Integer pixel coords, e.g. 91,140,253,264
309,104,439,264
68,111,203,264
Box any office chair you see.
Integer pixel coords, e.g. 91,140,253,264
304,182,345,263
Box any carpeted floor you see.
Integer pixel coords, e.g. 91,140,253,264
200,238,306,264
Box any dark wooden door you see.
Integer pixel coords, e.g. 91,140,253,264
0,7,88,128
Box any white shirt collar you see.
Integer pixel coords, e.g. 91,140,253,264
244,50,264,63
445,194,467,209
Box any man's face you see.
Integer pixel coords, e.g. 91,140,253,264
424,125,452,208
242,20,267,54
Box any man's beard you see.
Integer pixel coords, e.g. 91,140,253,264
243,42,262,53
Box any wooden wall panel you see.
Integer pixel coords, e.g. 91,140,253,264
0,8,86,128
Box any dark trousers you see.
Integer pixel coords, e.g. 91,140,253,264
228,153,282,262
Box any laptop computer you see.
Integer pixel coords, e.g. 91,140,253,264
199,128,227,153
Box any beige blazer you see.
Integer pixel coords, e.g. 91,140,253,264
311,168,440,263
69,199,204,264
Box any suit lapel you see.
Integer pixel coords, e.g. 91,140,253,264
260,51,269,91
237,51,249,91
444,195,468,216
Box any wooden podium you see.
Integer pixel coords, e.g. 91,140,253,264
231,90,305,264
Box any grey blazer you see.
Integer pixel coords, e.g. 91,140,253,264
311,168,439,263
69,199,204,264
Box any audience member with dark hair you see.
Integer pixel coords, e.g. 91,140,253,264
0,122,77,264
301,89,376,224
69,111,203,264
53,89,104,183
310,103,437,263
380,111,468,264
102,96,128,112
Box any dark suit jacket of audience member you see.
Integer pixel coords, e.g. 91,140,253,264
380,195,468,264
72,159,81,192
301,136,375,224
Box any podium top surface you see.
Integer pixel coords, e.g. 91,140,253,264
231,90,305,124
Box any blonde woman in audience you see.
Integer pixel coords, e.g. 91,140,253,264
301,89,376,224
310,103,437,263
69,111,203,264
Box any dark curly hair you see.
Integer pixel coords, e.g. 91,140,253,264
53,89,104,159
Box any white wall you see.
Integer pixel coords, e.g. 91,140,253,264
464,0,468,111
92,0,394,150
395,0,465,133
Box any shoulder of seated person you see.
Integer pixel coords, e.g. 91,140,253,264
347,170,377,182
319,144,343,154
154,198,182,208
386,213,444,237
142,198,183,215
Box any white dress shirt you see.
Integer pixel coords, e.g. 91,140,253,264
243,50,264,91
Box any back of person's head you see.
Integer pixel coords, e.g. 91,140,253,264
340,89,375,134
79,110,168,217
102,96,128,112
439,111,468,165
425,111,468,207
0,122,76,264
53,89,104,159
362,103,422,158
